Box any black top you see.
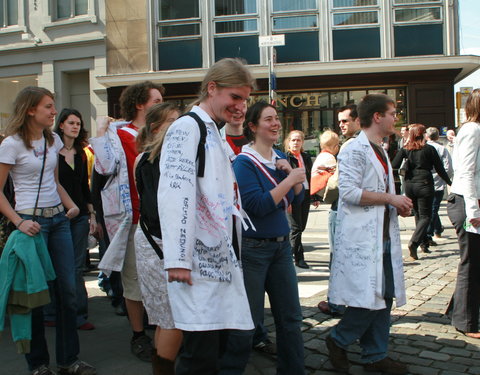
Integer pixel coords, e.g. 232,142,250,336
286,150,314,204
58,151,92,216
392,144,451,186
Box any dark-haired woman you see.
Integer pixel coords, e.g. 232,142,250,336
53,108,97,331
233,101,306,374
393,124,451,260
0,87,95,375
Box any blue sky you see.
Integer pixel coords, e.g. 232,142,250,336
455,0,480,90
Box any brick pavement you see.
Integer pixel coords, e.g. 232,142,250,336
1,203,479,374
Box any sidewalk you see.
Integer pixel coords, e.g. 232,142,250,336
1,203,479,374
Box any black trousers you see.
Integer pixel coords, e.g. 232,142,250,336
446,193,480,333
176,330,229,375
405,181,434,248
288,190,310,262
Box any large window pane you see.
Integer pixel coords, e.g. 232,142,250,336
158,39,202,70
215,19,257,34
215,0,256,16
333,28,380,59
333,0,377,7
394,24,443,56
159,0,199,20
273,15,317,30
57,0,71,19
333,11,378,26
75,0,88,16
214,35,260,64
395,7,441,22
7,0,18,25
273,0,316,12
275,31,319,62
159,24,200,38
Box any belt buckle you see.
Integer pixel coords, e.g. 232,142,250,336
276,237,283,242
43,208,54,218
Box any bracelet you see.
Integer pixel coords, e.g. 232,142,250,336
16,219,26,229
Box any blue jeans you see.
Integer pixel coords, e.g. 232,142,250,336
327,209,345,315
427,190,444,238
22,212,79,370
222,238,305,375
70,215,90,325
44,215,89,326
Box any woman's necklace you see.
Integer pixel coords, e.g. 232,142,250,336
64,144,74,151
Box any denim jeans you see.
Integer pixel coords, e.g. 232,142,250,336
330,298,393,363
22,212,79,370
70,215,90,325
43,215,89,326
327,209,345,315
222,237,305,375
427,190,445,238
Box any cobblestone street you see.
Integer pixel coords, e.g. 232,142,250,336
1,203,479,375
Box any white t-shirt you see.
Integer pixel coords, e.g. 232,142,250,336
0,132,63,211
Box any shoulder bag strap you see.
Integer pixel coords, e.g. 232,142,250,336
32,137,48,222
139,218,164,260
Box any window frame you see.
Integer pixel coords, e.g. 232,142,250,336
330,0,380,30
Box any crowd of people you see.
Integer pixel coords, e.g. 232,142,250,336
0,59,478,375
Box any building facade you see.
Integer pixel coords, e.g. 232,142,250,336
99,0,479,146
0,0,107,133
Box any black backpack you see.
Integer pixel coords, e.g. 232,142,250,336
136,112,207,259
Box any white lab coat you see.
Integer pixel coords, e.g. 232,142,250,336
89,125,134,274
328,131,406,310
158,106,253,331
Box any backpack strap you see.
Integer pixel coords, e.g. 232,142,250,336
181,112,207,178
139,218,164,260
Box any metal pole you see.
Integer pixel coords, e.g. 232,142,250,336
269,46,273,103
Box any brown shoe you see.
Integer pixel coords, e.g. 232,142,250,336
326,335,350,372
364,357,407,374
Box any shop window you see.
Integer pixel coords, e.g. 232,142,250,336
213,0,259,64
0,0,18,27
55,0,88,19
158,0,202,70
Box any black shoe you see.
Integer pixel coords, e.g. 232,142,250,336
421,246,431,254
295,259,310,269
131,335,153,362
32,365,57,375
253,339,277,355
364,357,408,374
407,244,418,260
57,360,96,375
326,335,350,372
427,239,437,246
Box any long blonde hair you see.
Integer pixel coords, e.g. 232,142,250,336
137,103,179,162
197,58,256,103
5,86,55,149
